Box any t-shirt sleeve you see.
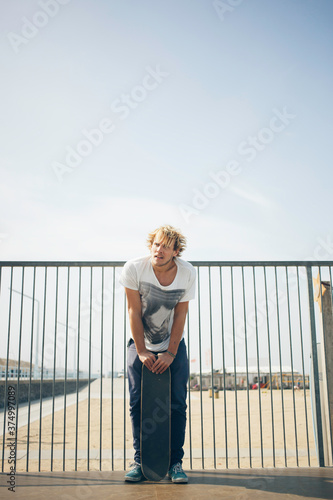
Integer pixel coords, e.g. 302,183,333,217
180,266,196,302
119,261,139,290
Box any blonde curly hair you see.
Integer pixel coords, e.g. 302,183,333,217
147,225,187,256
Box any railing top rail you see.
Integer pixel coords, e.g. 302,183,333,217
191,261,333,267
0,261,127,267
0,260,332,267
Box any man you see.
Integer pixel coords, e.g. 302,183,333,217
120,225,196,483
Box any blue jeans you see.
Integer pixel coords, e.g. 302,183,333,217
127,338,188,467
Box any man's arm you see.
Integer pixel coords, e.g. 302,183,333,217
124,287,156,371
168,301,189,355
152,301,189,374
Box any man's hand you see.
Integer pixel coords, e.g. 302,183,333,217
152,352,174,374
138,350,157,371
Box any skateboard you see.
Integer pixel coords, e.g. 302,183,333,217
140,364,171,481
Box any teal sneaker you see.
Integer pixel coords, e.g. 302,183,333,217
168,462,188,483
124,462,145,482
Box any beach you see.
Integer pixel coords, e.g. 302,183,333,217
0,378,316,472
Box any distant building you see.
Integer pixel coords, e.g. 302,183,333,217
190,366,309,390
0,358,33,379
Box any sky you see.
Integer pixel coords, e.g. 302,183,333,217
1,0,333,263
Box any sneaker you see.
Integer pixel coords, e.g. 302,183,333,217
168,462,188,483
124,462,145,482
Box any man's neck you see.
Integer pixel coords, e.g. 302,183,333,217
151,257,176,274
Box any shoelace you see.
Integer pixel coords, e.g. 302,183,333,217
172,463,183,473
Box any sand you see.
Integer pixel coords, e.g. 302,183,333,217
0,378,316,472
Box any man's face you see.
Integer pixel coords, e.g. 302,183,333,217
150,235,178,268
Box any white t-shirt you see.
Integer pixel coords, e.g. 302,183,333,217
119,256,196,352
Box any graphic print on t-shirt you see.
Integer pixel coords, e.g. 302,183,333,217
139,282,185,345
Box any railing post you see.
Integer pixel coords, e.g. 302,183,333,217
306,265,325,466
317,272,333,465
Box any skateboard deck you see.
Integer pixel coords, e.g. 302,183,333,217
140,365,171,481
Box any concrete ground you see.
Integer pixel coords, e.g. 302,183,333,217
1,467,333,500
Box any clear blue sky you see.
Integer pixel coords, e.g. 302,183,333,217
1,0,333,262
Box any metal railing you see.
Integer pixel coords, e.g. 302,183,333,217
0,260,332,472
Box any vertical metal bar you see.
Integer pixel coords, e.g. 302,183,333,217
99,267,104,471
219,267,228,469
63,267,70,472
306,265,324,466
75,267,82,471
327,267,333,458
296,267,311,466
231,267,240,467
263,267,275,467
51,267,59,471
26,266,36,472
318,265,333,459
208,267,216,468
275,266,287,466
38,267,48,472
241,267,252,468
197,267,204,469
123,290,127,471
14,267,25,468
328,266,333,459
2,267,13,472
187,310,193,470
111,267,115,470
253,267,263,467
285,267,298,465
87,267,93,471
329,266,333,458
